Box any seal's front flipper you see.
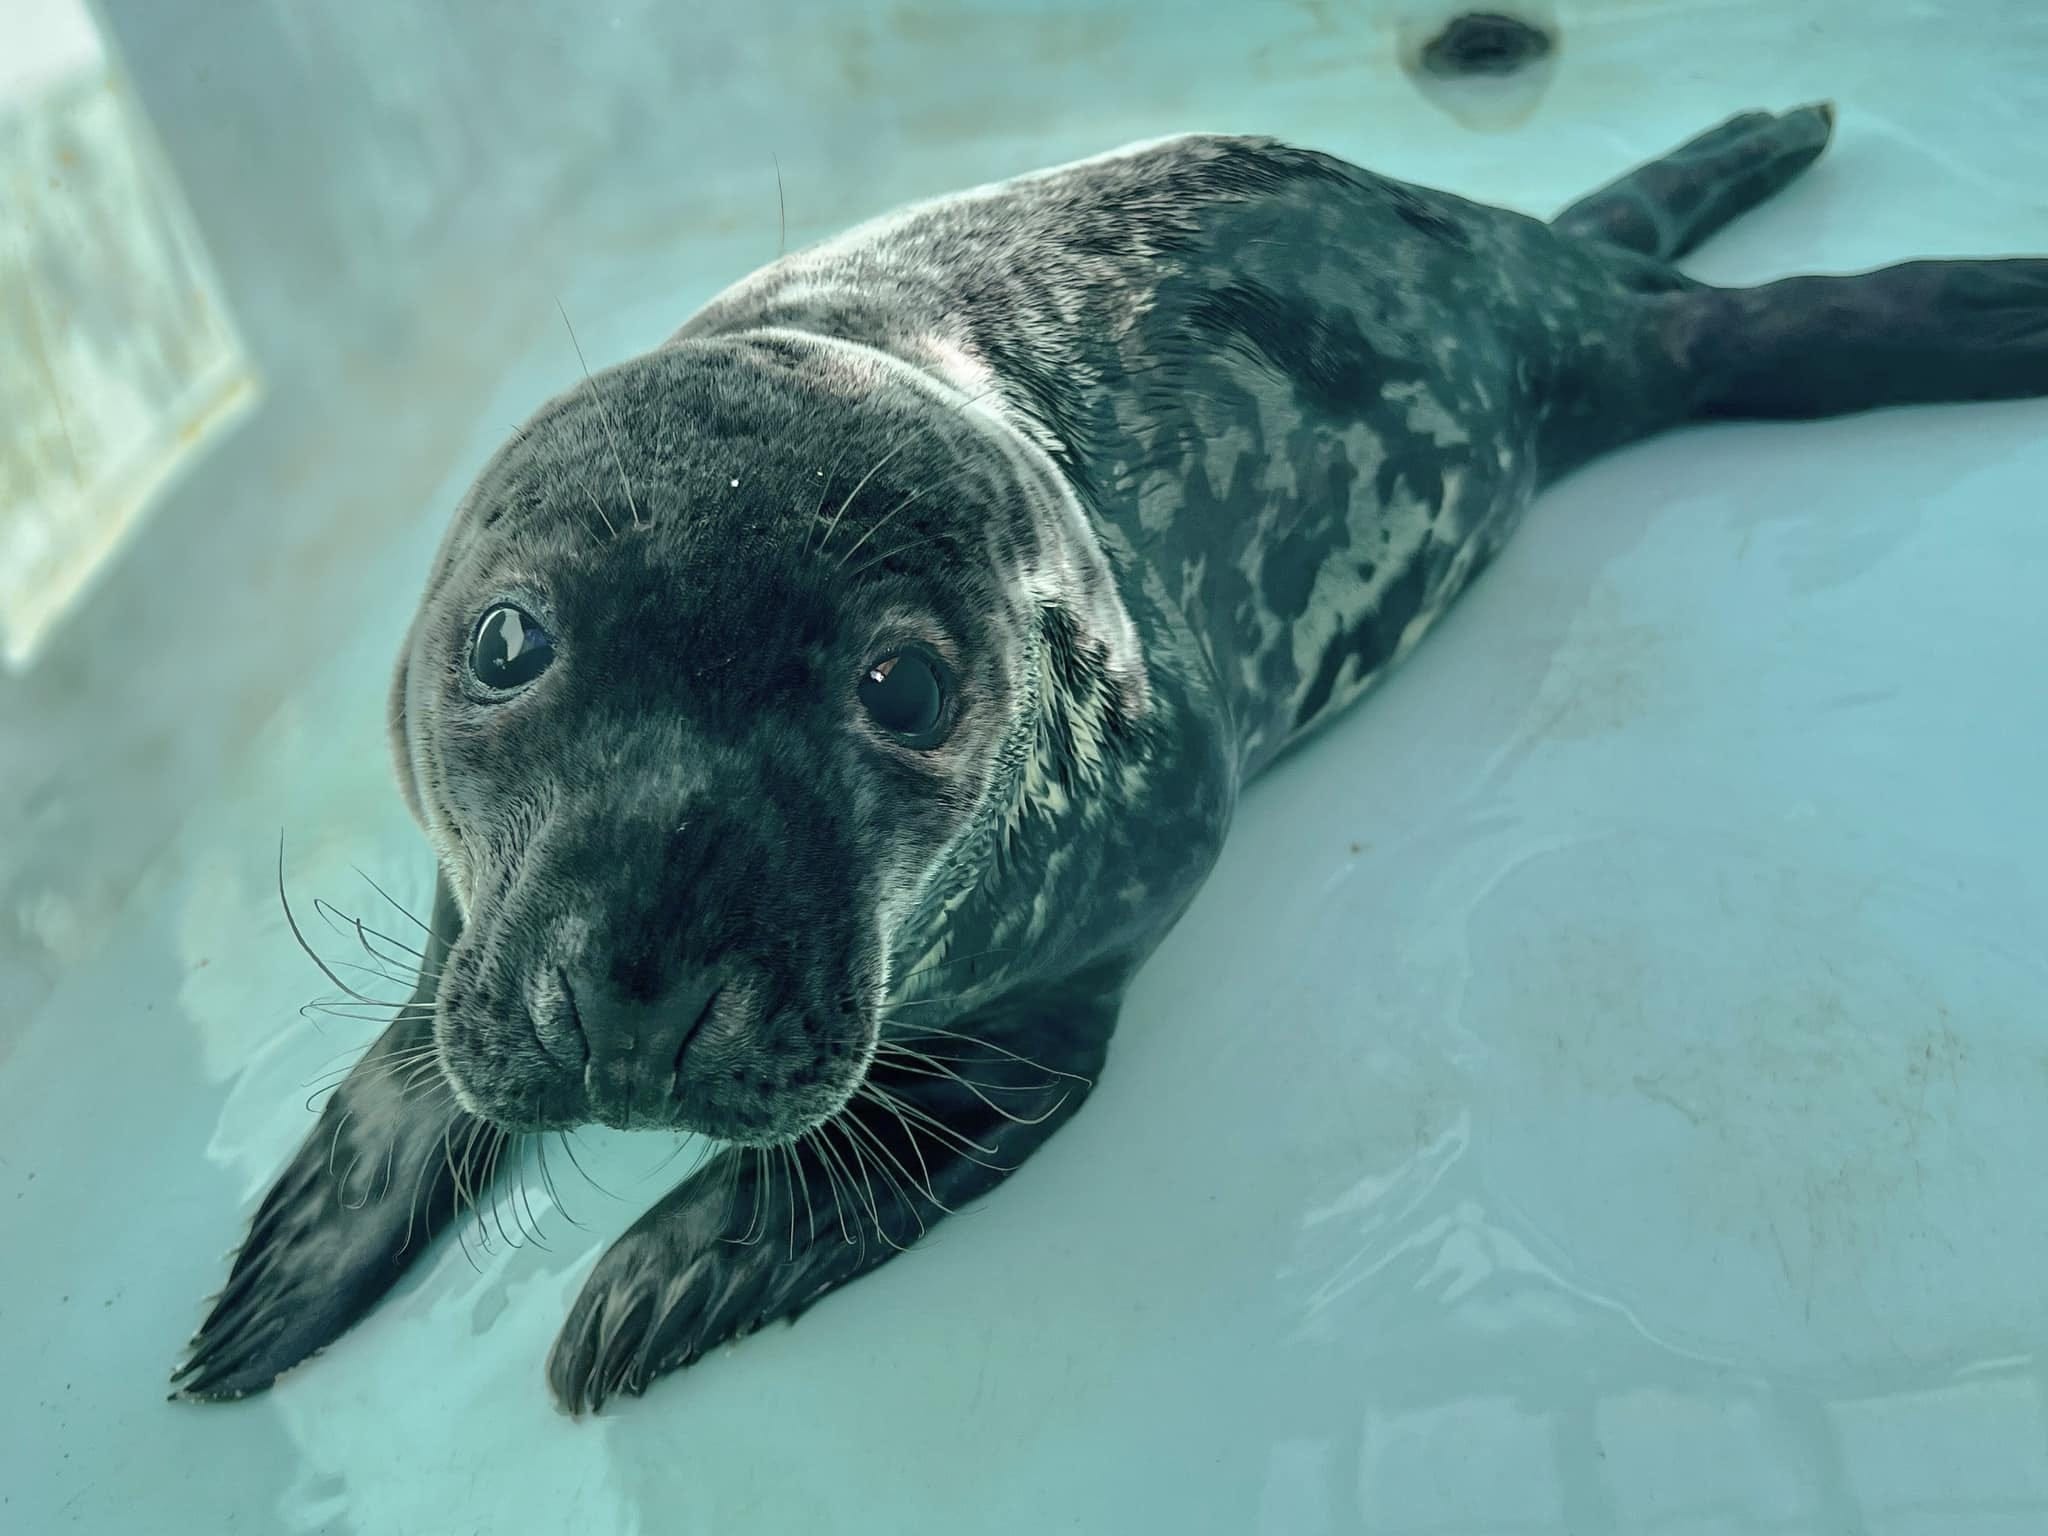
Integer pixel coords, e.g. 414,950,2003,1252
1681,259,2048,419
545,986,1118,1414
1554,104,1835,263
173,872,502,1401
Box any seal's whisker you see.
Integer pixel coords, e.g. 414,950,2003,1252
784,1142,816,1256
385,1056,446,1089
350,866,450,946
301,991,438,1015
277,835,422,1011
310,897,431,972
715,1144,745,1233
800,440,858,558
832,1119,912,1252
820,1119,885,1248
301,1039,429,1084
533,1132,585,1231
498,1133,531,1250
751,1146,775,1247
843,1107,947,1216
447,1121,478,1235
815,385,1003,561
526,423,622,542
887,945,1021,987
878,1054,1062,1106
809,433,911,557
833,484,933,570
851,1127,926,1243
454,1214,483,1273
873,1043,1050,1091
479,1131,516,1250
311,896,362,943
856,1086,935,1168
726,1146,772,1247
324,1108,354,1182
884,1023,1095,1085
555,298,643,529
643,1133,698,1182
300,1000,436,1027
492,1134,527,1250
833,1121,890,1245
682,1135,717,1187
856,1085,943,1193
342,909,431,967
770,1146,786,1253
330,945,422,994
812,1127,868,1252
397,1132,439,1257
748,1147,775,1252
497,1140,527,1249
519,1140,553,1249
862,1082,1006,1165
454,1122,485,1253
772,151,786,259
567,467,619,542
400,1059,449,1100
440,1125,487,1272
373,1129,401,1206
801,1129,855,1245
845,532,951,581
875,1048,1070,1126
557,1131,618,1200
336,1149,365,1208
473,1126,507,1250
301,968,421,1005
871,1042,1073,1089
303,1043,442,1099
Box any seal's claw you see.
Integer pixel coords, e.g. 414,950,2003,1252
545,1144,902,1414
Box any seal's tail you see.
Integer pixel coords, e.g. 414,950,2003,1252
1557,104,2048,422
1553,104,1835,263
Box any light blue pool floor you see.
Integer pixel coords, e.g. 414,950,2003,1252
6,5,2048,1533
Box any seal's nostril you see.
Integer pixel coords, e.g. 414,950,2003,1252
556,967,591,1065
673,983,724,1075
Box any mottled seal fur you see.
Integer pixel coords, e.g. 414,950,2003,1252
175,105,2048,1412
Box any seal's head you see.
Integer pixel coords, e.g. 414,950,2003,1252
388,333,1143,1144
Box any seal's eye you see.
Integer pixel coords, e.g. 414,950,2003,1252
859,651,945,742
470,605,555,691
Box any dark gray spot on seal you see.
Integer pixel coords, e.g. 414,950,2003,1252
174,103,2048,1415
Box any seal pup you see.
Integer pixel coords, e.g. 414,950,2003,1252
174,105,2048,1412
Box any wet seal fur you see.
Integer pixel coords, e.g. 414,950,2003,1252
176,105,2048,1412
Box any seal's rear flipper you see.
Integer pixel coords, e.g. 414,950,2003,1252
1553,103,1836,262
1680,259,2048,420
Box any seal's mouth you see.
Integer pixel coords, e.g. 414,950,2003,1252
439,944,880,1145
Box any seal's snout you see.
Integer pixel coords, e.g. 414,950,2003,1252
554,964,723,1131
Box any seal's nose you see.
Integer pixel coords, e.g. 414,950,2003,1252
560,968,723,1128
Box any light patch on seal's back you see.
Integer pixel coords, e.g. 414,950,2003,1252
919,333,1071,462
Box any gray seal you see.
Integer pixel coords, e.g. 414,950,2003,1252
174,104,2048,1412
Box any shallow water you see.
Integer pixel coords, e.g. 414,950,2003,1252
4,2,2047,1532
